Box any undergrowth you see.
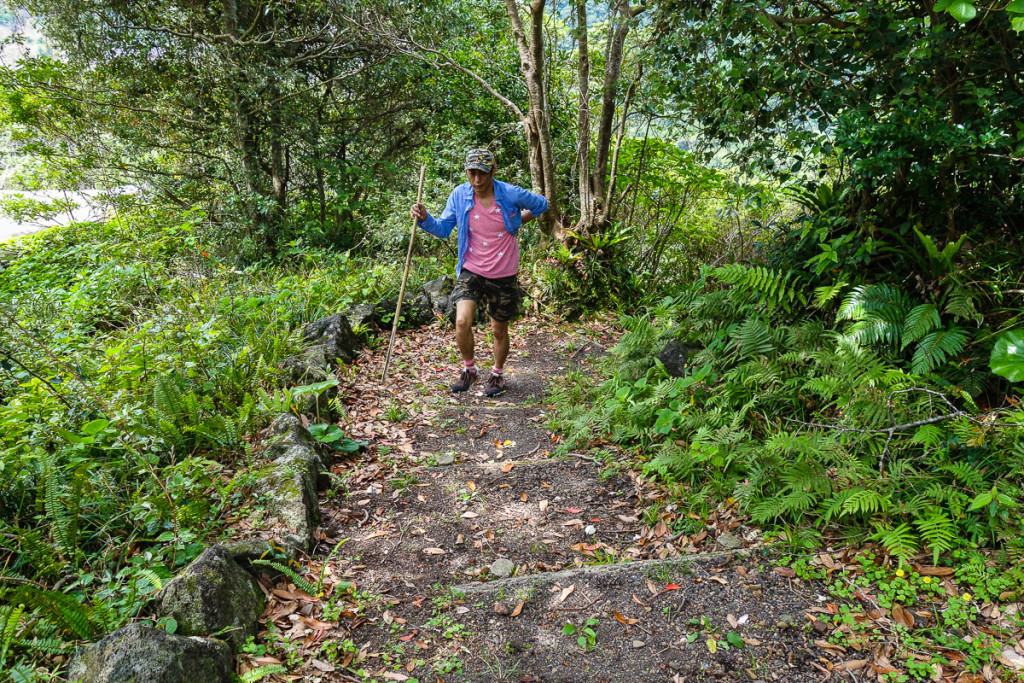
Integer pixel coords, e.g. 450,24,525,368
552,264,1024,566
0,207,423,678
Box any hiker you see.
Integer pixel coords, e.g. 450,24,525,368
410,148,549,396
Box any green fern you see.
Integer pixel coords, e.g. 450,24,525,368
731,316,774,359
840,488,892,517
870,522,920,562
250,559,319,596
0,604,25,670
240,665,288,682
711,264,804,311
901,304,941,348
911,328,968,374
914,509,957,564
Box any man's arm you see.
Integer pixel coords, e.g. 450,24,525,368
513,185,549,218
410,189,458,239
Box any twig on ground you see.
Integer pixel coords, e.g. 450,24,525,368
568,452,602,464
553,594,602,611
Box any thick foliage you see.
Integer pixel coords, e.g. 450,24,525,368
553,265,1024,564
0,209,418,675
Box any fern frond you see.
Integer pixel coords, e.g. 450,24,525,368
870,522,920,562
902,304,941,348
915,508,957,564
250,559,319,596
911,328,968,374
240,664,288,682
840,488,891,517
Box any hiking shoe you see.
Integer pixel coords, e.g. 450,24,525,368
451,367,478,393
484,372,506,397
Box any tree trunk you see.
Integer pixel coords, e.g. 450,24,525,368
576,0,595,232
506,0,562,239
593,0,638,203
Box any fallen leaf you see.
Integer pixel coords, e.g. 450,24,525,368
814,639,846,653
521,492,528,502
557,584,576,603
840,659,869,672
915,565,954,577
613,610,639,625
565,507,583,513
466,481,476,491
461,512,479,519
646,579,659,596
706,637,717,653
398,631,417,642
664,584,681,591
891,604,914,629
502,462,514,473
422,547,446,555
539,500,549,513
511,601,525,617
774,566,796,578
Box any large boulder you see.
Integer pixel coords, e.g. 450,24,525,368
302,313,360,364
422,276,454,313
344,303,377,331
375,294,434,330
153,545,263,649
659,339,699,378
67,623,232,683
258,414,329,552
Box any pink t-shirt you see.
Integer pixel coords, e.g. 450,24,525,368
463,195,519,278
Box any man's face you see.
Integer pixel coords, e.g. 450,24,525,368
466,168,494,192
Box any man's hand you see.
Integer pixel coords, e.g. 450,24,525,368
410,203,427,222
521,209,535,224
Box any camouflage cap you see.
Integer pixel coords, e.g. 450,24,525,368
464,148,495,173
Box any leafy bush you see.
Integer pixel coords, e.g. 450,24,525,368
0,207,406,674
552,264,1024,564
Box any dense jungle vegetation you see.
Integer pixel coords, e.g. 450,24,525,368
1,0,1023,680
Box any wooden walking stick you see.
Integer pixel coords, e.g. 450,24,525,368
381,164,427,383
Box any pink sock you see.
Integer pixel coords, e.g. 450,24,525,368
492,367,503,375
464,359,476,370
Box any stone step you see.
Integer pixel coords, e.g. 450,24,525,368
451,550,749,596
442,546,818,683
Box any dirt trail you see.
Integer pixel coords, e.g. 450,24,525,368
267,320,831,683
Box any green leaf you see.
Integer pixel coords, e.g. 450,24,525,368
562,623,576,635
948,0,977,21
161,617,177,634
726,631,745,649
55,428,85,444
1006,0,1024,12
706,637,717,653
81,419,110,436
969,487,996,510
577,636,588,648
990,329,1024,382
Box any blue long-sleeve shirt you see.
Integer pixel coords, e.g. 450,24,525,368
417,179,549,277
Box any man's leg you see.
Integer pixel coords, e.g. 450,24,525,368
451,299,479,392
491,319,510,370
455,299,477,362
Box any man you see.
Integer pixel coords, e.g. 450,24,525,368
410,148,548,396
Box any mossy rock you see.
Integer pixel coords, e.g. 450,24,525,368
154,545,263,650
67,623,232,683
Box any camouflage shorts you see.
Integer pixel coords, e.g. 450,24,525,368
450,269,522,323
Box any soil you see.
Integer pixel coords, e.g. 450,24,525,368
253,319,843,683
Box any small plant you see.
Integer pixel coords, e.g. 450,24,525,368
562,617,599,650
308,423,365,453
384,402,408,423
